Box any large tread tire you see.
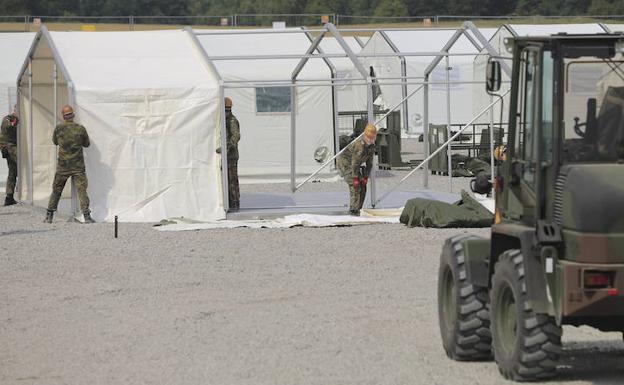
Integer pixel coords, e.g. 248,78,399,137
490,249,562,381
438,235,492,361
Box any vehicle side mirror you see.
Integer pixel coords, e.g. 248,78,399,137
486,59,501,93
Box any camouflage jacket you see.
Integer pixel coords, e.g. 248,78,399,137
226,111,240,160
338,137,375,177
53,121,90,174
0,114,18,149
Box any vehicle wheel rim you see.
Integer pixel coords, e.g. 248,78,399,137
497,283,517,354
442,266,457,331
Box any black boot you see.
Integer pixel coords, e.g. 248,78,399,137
349,209,360,216
229,201,240,213
83,212,95,223
44,210,54,223
4,195,17,206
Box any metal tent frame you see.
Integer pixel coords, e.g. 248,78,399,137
191,22,510,213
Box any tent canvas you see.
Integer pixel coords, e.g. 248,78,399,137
0,32,35,187
356,28,496,135
17,29,224,222
604,24,624,33
196,29,336,181
318,36,367,112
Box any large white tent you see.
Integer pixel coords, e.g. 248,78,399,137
17,28,224,222
317,36,367,112
355,28,496,135
0,32,35,188
604,24,624,33
196,29,336,182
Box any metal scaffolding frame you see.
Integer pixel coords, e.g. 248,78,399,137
15,22,512,217
190,22,510,212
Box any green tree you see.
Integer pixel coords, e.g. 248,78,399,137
588,0,624,14
373,0,408,17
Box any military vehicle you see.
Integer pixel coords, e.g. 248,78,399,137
437,33,624,381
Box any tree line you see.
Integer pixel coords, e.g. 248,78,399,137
1,0,623,18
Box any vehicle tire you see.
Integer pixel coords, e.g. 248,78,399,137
490,249,562,381
438,235,492,361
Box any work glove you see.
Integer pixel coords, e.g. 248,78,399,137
352,177,360,188
361,176,368,186
216,147,221,154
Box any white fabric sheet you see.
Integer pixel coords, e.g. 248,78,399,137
154,210,402,231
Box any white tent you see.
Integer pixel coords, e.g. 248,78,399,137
356,28,496,135
604,24,624,33
473,23,610,126
0,32,35,188
196,29,336,181
17,28,224,222
318,36,367,112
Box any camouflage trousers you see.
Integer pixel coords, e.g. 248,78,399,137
2,146,17,196
336,159,367,211
47,172,90,214
228,158,240,209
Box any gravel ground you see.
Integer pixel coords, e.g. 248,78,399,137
1,203,623,385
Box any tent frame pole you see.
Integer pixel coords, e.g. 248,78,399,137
445,54,453,192
489,93,496,198
423,75,429,189
219,84,229,213
28,59,33,203
290,81,296,192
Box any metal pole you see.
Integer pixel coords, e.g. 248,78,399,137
15,87,21,199
219,85,229,213
489,93,495,193
423,76,429,188
294,83,425,191
445,54,453,192
53,64,57,125
290,81,296,192
28,59,33,203
53,64,58,185
374,89,510,206
366,81,376,207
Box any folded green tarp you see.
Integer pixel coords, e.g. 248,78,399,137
400,190,493,228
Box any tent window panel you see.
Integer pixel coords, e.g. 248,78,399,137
256,87,292,114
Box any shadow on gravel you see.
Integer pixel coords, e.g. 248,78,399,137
0,229,54,237
556,340,624,384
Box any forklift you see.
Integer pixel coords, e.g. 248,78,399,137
437,33,624,381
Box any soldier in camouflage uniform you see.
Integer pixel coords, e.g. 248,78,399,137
44,105,94,223
217,97,241,211
336,123,377,216
0,107,19,206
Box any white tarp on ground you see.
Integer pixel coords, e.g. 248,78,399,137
196,29,336,181
355,28,496,134
18,30,224,222
0,33,35,186
472,23,609,127
154,209,402,231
